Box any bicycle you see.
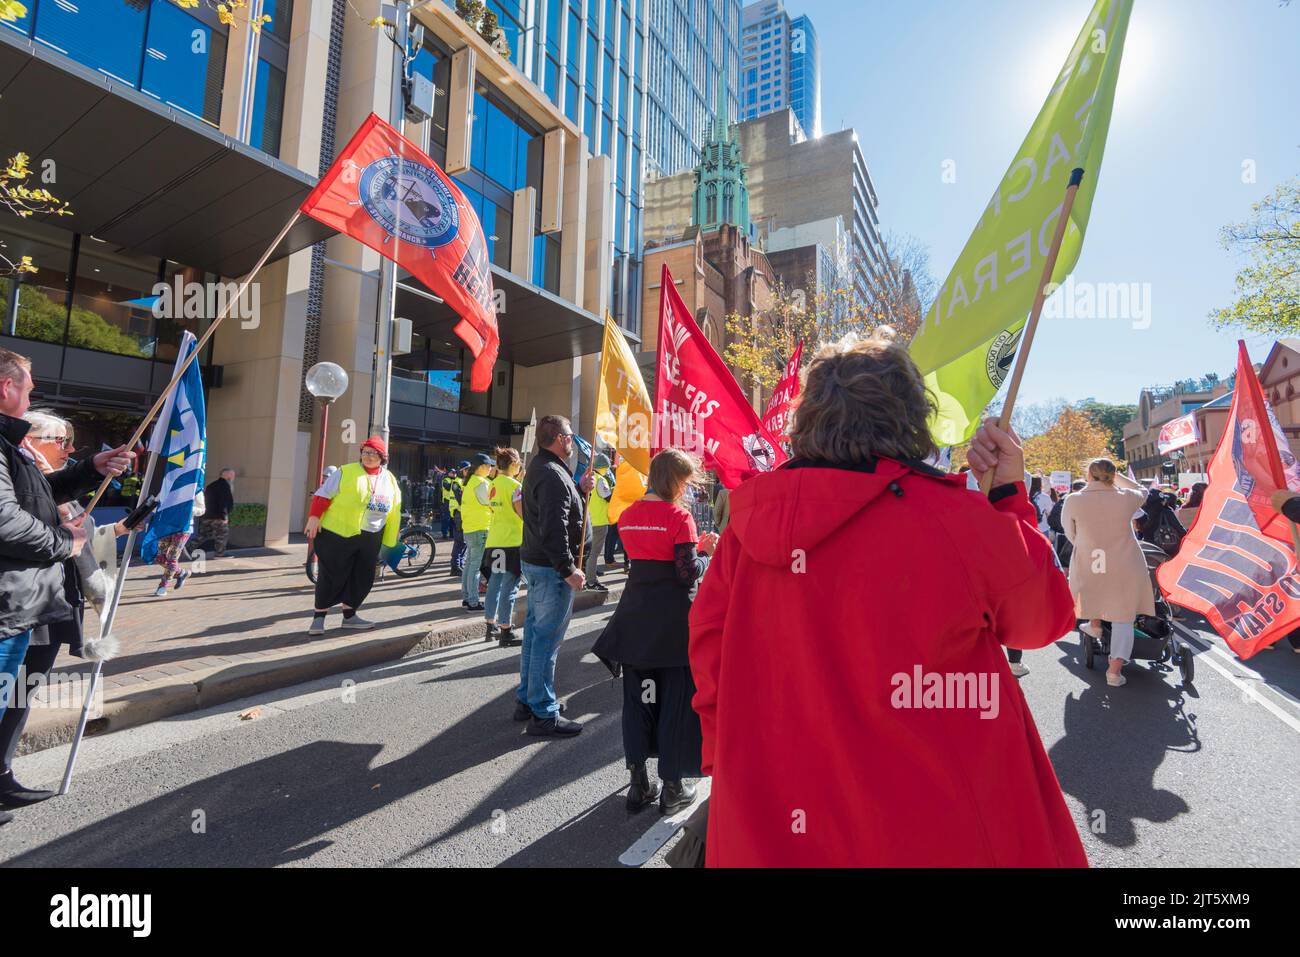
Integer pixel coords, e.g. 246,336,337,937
305,513,437,583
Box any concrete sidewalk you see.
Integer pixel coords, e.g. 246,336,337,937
20,538,626,755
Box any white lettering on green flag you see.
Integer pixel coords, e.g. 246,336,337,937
910,0,1133,446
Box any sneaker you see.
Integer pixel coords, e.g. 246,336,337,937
465,602,484,612
173,570,191,591
1009,661,1029,678
341,614,375,630
154,585,168,598
525,714,582,737
307,615,326,636
590,582,609,592
1106,672,1127,688
513,700,564,722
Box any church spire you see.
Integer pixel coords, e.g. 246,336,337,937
692,69,750,233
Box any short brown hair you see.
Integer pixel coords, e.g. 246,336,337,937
495,445,521,471
648,448,700,503
0,347,32,387
536,414,570,449
790,335,937,465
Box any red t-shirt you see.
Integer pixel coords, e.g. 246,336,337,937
617,499,697,561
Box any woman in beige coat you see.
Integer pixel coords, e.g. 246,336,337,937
1060,458,1155,687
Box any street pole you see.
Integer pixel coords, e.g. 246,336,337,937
316,399,332,488
370,0,410,446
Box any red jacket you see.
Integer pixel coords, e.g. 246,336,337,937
688,459,1085,867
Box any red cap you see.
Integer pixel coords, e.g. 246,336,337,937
361,435,388,461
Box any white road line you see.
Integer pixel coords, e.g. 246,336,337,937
618,777,711,867
1172,623,1300,736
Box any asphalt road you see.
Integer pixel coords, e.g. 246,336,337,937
2,605,1298,867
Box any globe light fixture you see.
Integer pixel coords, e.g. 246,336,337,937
305,361,349,402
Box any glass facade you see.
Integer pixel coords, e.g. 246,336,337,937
644,0,740,179
740,2,818,138
4,0,229,128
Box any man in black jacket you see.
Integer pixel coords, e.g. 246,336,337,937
516,415,593,736
199,468,236,556
0,348,133,824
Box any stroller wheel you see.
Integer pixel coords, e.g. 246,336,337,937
1178,647,1195,686
1081,627,1095,670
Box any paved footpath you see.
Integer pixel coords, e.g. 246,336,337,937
20,538,625,753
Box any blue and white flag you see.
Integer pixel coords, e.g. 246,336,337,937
140,332,206,562
572,433,594,484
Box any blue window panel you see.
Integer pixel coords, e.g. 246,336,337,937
600,113,613,159
604,0,613,35
619,11,629,65
141,2,224,126
470,91,488,171
585,30,597,91
249,58,285,157
483,99,518,189
261,0,292,42
452,178,484,220
35,0,148,87
545,0,560,55
584,94,596,139
564,77,579,122
746,89,756,105
544,55,559,101
567,9,580,71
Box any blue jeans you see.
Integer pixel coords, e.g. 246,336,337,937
518,561,576,718
0,630,32,715
485,568,521,626
461,530,487,604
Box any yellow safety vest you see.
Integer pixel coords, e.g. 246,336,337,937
460,472,494,533
448,477,464,515
588,469,612,527
485,474,523,548
319,462,402,548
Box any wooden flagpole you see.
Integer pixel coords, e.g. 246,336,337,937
80,211,303,515
979,168,1084,496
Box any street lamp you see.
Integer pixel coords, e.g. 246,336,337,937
306,361,349,487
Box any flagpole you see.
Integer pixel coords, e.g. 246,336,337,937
80,210,302,515
978,167,1084,496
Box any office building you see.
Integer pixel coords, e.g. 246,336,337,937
739,0,819,140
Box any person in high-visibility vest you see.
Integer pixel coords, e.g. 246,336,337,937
483,446,525,647
459,452,496,610
448,461,468,575
608,457,647,573
437,468,453,539
304,435,401,636
584,453,614,590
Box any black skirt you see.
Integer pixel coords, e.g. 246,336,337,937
592,559,694,669
314,528,383,610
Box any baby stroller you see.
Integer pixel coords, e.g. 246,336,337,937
1079,540,1195,686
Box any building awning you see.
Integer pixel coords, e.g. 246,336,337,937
0,29,332,277
396,265,639,366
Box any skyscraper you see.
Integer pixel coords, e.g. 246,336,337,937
644,0,743,178
740,0,820,140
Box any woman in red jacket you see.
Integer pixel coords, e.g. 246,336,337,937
687,335,1085,867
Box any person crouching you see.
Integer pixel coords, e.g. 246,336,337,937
593,449,718,815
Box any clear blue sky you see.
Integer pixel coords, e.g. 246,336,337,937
799,0,1299,409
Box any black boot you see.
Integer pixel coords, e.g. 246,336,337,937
626,763,661,813
660,779,697,815
485,622,499,642
497,627,522,648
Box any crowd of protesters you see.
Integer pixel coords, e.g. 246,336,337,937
5,325,1300,866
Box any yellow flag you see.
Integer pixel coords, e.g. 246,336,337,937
595,313,653,475
910,0,1132,445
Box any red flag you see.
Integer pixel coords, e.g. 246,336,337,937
1156,412,1198,455
652,264,787,488
299,114,498,392
1156,342,1300,658
761,338,804,450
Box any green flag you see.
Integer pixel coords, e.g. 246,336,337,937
910,0,1133,446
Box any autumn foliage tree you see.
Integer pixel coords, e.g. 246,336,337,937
1022,407,1121,477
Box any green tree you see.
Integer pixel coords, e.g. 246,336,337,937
1076,401,1137,458
1209,175,1300,336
